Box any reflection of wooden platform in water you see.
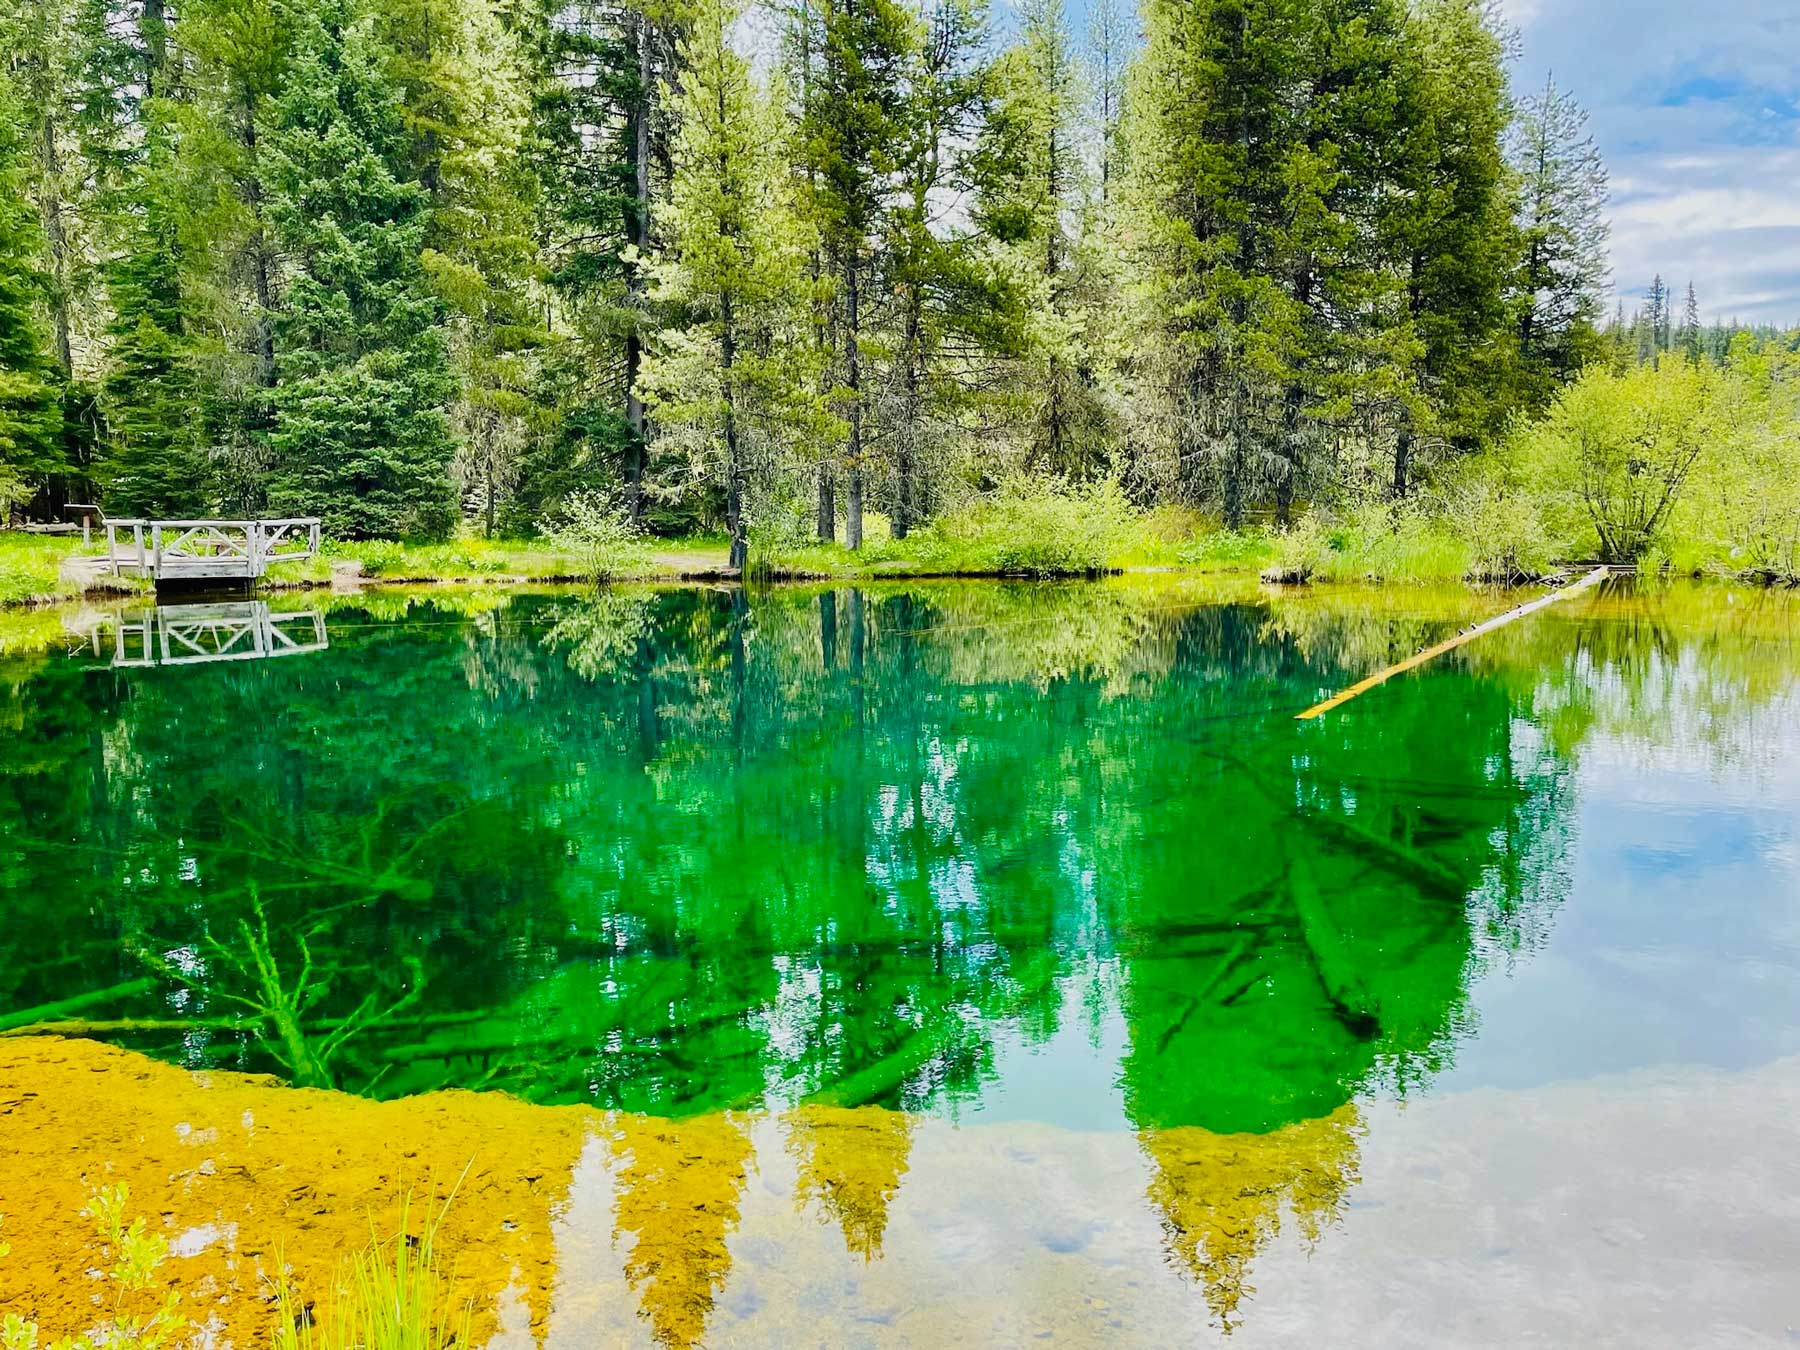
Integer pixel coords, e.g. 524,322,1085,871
104,518,321,583
113,602,328,667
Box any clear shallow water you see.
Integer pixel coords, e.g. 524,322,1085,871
3,577,1800,1342
3,580,1799,1125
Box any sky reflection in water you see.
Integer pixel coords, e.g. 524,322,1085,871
2,578,1798,1341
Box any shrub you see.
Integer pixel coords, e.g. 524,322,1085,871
1514,360,1726,564
1176,527,1276,570
539,491,651,583
932,477,1135,577
332,539,409,577
1263,502,1474,585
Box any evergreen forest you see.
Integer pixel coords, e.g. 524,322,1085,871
2,0,1797,579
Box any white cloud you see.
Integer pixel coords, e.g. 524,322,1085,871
1513,0,1800,322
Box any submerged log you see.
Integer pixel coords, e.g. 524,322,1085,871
0,978,158,1033
1288,856,1380,1039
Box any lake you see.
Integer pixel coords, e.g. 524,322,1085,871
2,577,1798,1346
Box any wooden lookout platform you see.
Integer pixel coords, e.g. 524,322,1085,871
105,518,322,584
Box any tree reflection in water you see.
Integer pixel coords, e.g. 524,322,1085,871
3,578,1796,1340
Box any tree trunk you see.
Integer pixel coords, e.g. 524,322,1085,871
1277,382,1303,527
894,288,920,540
1043,126,1065,473
37,113,74,378
242,97,277,390
817,461,836,542
1391,420,1413,500
844,255,864,550
624,14,654,524
484,435,497,537
1224,378,1248,531
849,587,865,737
819,590,837,668
142,0,170,89
721,292,747,572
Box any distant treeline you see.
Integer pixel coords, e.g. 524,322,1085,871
1604,275,1800,368
2,0,1616,561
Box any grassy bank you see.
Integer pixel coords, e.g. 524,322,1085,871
0,534,86,606
757,486,1279,580
266,532,736,588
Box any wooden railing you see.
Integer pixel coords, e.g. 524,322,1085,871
104,518,322,581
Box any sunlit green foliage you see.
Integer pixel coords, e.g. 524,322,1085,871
537,490,652,582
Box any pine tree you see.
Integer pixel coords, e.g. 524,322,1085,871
100,142,217,514
1119,0,1312,525
886,0,996,535
778,0,847,542
509,0,675,530
0,0,148,511
1510,75,1609,393
800,0,913,548
1681,280,1701,365
640,0,814,570
263,0,459,539
982,0,1106,479
1084,0,1132,205
0,67,61,513
1385,0,1519,495
390,0,545,534
163,0,298,511
99,0,221,515
1646,273,1668,360
1275,0,1419,521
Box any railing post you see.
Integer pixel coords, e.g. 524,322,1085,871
151,524,163,579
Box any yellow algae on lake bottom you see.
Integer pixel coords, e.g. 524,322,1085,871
0,1038,957,1348
0,1036,589,1345
0,1035,1374,1347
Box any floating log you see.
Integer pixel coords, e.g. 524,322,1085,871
1296,567,1609,720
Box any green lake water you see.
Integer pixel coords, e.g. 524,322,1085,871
4,577,1798,1138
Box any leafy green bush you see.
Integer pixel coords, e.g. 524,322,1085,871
927,477,1136,576
539,491,651,583
1176,527,1277,570
332,539,409,576
1508,359,1726,564
1264,502,1475,584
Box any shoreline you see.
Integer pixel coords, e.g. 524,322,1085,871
3,551,1796,619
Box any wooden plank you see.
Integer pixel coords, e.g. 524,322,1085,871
157,560,259,579
1295,567,1609,721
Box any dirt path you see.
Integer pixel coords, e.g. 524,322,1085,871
651,545,733,577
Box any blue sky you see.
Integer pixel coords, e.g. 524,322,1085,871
1503,0,1800,323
